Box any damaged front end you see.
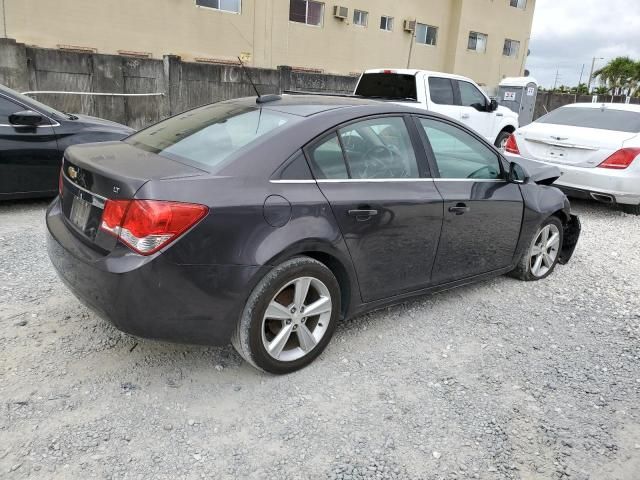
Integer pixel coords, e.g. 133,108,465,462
558,214,581,264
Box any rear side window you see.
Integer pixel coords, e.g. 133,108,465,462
428,77,455,105
308,134,349,179
338,117,419,179
126,103,298,171
355,73,417,100
537,107,640,133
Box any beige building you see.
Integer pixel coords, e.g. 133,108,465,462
1,0,535,89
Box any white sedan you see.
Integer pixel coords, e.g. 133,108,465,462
504,103,640,215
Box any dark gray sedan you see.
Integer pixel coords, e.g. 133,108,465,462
46,95,580,374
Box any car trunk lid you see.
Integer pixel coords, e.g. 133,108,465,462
60,141,206,252
517,123,637,168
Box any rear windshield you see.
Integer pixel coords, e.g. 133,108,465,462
537,107,640,133
355,73,417,101
126,102,297,170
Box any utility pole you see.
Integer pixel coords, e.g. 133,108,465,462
553,69,560,91
587,57,604,93
578,63,585,87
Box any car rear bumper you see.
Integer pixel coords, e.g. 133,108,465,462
507,153,640,206
46,198,262,346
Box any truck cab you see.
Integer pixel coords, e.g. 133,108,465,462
354,69,519,148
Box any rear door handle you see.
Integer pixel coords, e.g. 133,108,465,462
448,203,470,215
348,209,379,220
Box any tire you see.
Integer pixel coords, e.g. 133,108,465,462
231,256,341,374
510,216,564,281
621,203,640,215
494,130,512,150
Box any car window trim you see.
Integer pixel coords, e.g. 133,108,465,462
302,113,433,181
410,114,507,180
0,92,59,128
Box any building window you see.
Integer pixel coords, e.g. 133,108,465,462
353,10,368,27
195,0,241,13
289,0,324,26
416,23,438,46
380,15,393,31
509,0,527,9
503,39,520,57
467,32,487,53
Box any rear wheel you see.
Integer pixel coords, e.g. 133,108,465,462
621,203,640,215
510,217,564,281
495,130,512,151
231,257,340,374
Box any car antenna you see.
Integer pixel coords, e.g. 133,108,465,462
237,57,281,104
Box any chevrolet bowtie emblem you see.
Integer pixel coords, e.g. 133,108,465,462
67,166,78,179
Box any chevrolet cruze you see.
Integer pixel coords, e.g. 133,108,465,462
47,95,580,373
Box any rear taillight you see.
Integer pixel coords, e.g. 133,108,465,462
504,134,520,155
100,199,208,255
597,148,640,170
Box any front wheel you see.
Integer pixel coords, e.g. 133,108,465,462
231,257,340,374
510,217,564,281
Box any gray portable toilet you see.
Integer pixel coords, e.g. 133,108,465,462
497,77,538,127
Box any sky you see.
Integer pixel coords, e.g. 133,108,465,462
526,0,640,88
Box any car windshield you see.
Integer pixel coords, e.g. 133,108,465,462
355,73,418,100
1,84,69,119
536,107,640,133
125,102,298,171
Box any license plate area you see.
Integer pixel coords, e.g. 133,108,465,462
548,147,568,160
70,196,92,230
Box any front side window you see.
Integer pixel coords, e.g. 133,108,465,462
428,77,455,105
416,23,438,46
510,0,527,9
338,117,419,179
380,16,393,31
418,118,502,180
289,0,324,26
0,96,23,124
126,103,297,172
195,0,241,13
353,10,368,27
458,81,487,109
468,32,487,53
503,39,520,57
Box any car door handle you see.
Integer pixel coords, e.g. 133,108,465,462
448,203,470,215
348,209,379,220
461,113,470,119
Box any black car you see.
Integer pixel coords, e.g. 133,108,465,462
0,84,134,199
46,95,580,374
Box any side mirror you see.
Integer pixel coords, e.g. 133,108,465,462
489,99,499,112
9,110,45,127
508,161,530,184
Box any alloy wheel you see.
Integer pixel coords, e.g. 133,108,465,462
529,224,560,277
261,276,332,362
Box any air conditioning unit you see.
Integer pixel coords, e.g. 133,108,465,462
333,6,348,20
403,20,416,32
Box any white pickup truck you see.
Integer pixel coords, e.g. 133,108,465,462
354,69,519,148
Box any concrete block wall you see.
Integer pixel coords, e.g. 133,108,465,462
0,38,358,129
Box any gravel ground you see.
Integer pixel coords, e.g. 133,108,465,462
1,198,639,480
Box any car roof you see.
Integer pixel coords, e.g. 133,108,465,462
224,94,421,117
561,102,640,112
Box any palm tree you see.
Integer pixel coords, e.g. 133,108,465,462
593,57,637,95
